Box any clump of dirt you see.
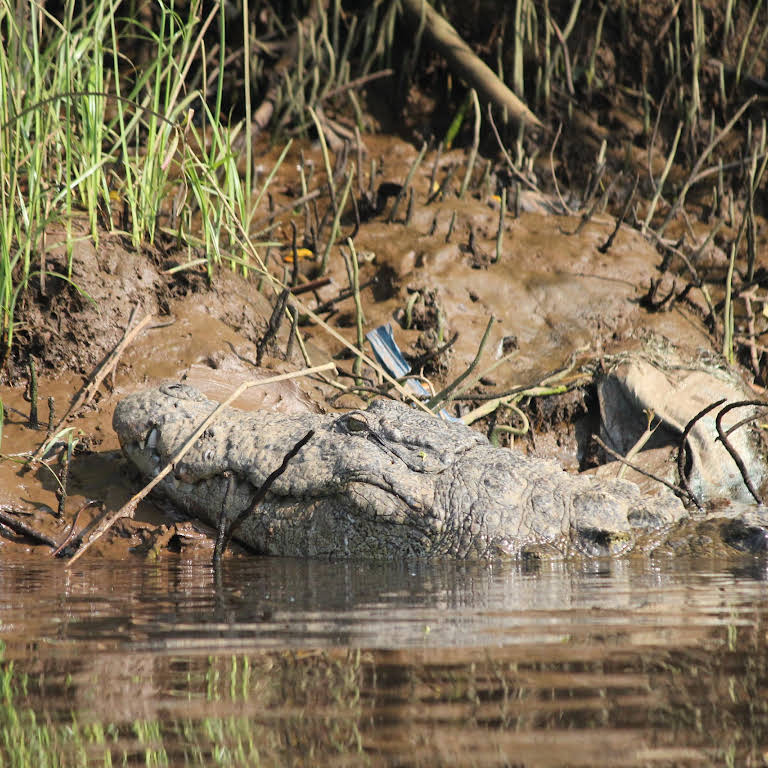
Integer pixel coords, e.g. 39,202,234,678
15,231,168,379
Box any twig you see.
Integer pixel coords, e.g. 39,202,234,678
343,238,365,383
549,123,573,214
715,400,766,504
617,413,661,481
58,311,154,425
320,68,393,101
255,288,290,366
494,187,506,263
65,363,336,566
311,278,374,314
593,435,689,503
598,173,639,253
290,276,332,295
458,90,480,199
486,103,540,193
51,500,100,557
426,316,494,410
677,398,726,510
212,429,315,565
388,142,427,222
659,96,758,235
399,0,542,128
27,358,39,428
0,507,57,547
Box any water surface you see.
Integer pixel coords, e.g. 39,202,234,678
1,554,766,766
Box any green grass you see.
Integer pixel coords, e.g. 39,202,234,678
0,0,395,371
0,0,765,379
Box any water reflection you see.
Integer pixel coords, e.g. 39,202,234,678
0,555,767,765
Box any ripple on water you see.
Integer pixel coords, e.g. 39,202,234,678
0,555,766,766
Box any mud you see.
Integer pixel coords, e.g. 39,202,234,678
1,130,765,560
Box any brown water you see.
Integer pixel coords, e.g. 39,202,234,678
1,554,766,767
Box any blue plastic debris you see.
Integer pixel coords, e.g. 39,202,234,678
366,323,461,421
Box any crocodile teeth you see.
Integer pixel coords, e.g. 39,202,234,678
143,427,159,452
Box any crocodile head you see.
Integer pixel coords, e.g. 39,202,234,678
113,384,686,559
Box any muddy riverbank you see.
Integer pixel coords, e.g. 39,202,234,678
2,133,759,561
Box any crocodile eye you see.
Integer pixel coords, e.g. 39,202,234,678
345,416,368,432
337,413,369,434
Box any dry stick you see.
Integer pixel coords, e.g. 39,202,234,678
51,500,100,557
458,90,481,199
212,429,315,566
388,141,427,223
0,507,57,548
593,435,689,503
494,186,506,263
445,210,457,242
428,141,444,201
549,122,574,214
426,316,494,410
428,163,459,204
715,400,766,505
659,95,758,235
688,151,768,188
598,173,639,254
27,358,39,428
343,238,366,383
616,418,661,481
677,398,726,510
399,0,542,128
290,276,331,295
725,413,762,438
312,278,374,314
57,312,154,426
486,104,540,194
65,363,336,567
320,68,393,101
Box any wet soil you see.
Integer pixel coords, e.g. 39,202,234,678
2,132,737,559
4,125,765,560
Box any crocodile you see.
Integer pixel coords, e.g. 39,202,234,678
113,384,768,559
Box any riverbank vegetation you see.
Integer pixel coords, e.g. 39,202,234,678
1,0,767,396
